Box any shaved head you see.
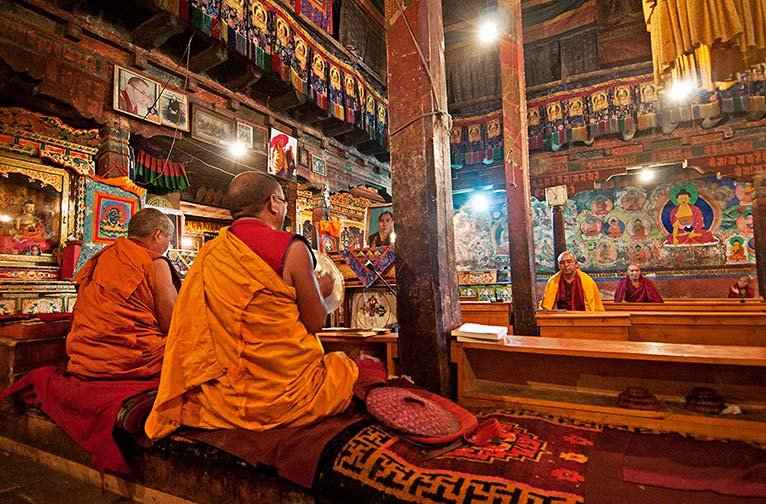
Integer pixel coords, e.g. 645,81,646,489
226,171,282,219
128,208,174,239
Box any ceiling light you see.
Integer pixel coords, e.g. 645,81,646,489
228,141,247,157
478,19,499,44
470,193,490,212
667,80,693,102
639,169,654,182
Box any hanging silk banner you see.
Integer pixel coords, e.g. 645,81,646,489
190,0,222,39
310,48,328,110
329,64,345,121
272,14,293,82
220,0,248,55
248,0,271,71
288,0,333,36
343,73,358,125
291,35,309,95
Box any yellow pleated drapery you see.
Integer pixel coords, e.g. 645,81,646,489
643,0,766,90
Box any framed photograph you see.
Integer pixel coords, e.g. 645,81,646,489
158,88,189,131
268,128,297,181
93,192,137,244
364,203,394,248
0,156,70,265
113,65,161,124
237,122,254,149
311,155,326,176
298,146,309,167
191,104,235,146
146,205,184,249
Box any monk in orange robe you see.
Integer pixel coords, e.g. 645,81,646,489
67,208,180,379
145,172,358,439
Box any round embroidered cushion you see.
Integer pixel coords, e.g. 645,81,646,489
366,387,461,437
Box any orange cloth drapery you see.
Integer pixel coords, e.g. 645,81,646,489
643,0,766,89
145,227,358,440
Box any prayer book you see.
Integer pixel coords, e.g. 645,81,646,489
456,334,511,345
317,328,378,338
451,323,508,341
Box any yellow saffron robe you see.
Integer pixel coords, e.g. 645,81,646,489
145,228,358,440
540,269,605,312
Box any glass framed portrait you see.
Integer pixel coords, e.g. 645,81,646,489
113,65,161,124
364,203,394,248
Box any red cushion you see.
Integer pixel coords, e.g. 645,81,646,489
366,387,461,438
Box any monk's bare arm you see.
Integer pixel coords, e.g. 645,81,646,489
153,259,178,334
283,239,328,334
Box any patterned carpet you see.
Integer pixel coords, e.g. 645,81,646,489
315,410,601,503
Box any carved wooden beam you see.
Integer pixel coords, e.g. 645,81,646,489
223,65,263,91
268,89,307,113
356,139,386,156
323,119,355,138
131,12,185,49
188,43,228,74
335,129,370,145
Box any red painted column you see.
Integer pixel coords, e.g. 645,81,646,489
752,195,766,297
385,0,460,394
552,205,566,271
498,0,538,334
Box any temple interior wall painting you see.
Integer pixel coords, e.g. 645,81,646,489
453,171,757,298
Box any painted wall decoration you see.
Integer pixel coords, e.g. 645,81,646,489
75,178,145,275
93,192,136,244
454,173,754,276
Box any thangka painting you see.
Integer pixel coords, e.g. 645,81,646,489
268,128,297,181
94,192,136,244
76,178,144,275
454,173,754,275
350,289,397,329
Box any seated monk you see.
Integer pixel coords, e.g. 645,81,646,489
145,172,359,439
540,251,604,311
614,264,663,303
728,275,755,299
67,207,180,379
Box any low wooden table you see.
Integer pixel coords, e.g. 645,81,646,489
318,330,399,376
536,312,631,340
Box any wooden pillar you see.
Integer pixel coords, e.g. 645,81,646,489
385,0,459,395
96,121,131,178
552,205,566,272
498,0,537,334
753,195,766,297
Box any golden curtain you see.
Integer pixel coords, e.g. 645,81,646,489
643,0,766,90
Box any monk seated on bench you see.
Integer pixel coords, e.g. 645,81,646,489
1,208,181,473
540,251,604,311
614,264,663,303
146,172,382,439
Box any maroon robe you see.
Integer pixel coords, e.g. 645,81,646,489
614,276,663,303
556,273,586,310
728,283,755,298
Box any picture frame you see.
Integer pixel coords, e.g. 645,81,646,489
191,104,235,147
298,146,309,167
268,128,297,181
364,203,394,248
0,156,70,265
93,191,137,244
113,65,161,124
237,122,254,149
311,155,326,176
158,88,190,131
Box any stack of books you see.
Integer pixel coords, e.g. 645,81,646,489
450,323,509,344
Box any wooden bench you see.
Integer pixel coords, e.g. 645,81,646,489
604,299,766,312
451,336,766,442
460,301,512,332
536,312,631,340
536,311,766,346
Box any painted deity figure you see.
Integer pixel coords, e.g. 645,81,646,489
665,187,715,245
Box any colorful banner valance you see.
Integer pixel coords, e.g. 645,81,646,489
450,66,766,161
134,149,190,194
185,0,388,148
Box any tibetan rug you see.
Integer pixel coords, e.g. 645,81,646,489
314,409,599,504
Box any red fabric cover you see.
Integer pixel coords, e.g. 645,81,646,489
366,387,461,437
0,312,73,322
352,357,387,401
614,277,663,303
556,272,586,310
0,366,159,474
231,219,307,276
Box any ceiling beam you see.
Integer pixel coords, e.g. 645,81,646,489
188,43,228,74
131,12,186,49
